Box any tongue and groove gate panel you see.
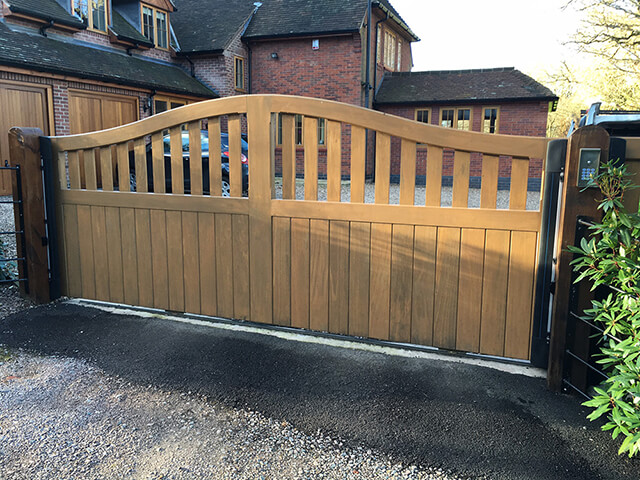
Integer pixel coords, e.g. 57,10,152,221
50,95,547,361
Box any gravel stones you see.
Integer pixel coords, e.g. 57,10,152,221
0,351,465,480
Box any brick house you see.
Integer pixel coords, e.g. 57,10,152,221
0,0,556,194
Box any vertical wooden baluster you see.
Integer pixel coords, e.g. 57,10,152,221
189,121,203,195
57,151,68,190
68,151,81,190
117,142,129,192
452,150,470,208
229,114,242,197
304,116,318,200
134,137,147,193
281,114,296,199
100,147,113,192
480,154,499,209
326,120,342,202
170,126,184,194
208,117,222,196
399,139,416,205
151,132,165,193
350,125,366,203
374,133,390,204
425,145,443,206
84,149,97,191
510,157,529,210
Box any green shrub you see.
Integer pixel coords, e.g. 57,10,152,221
568,160,640,457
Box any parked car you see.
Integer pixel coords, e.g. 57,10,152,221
127,130,249,196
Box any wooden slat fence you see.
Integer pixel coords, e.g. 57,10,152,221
49,95,548,361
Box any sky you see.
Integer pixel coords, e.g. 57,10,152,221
389,0,584,75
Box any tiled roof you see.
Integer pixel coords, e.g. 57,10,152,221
110,10,154,48
375,68,558,105
241,0,417,41
172,0,257,54
0,22,216,98
4,0,85,28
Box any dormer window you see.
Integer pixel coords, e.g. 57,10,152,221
141,4,169,49
73,0,107,32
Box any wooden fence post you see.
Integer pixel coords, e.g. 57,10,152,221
246,95,274,324
547,126,610,391
8,127,50,303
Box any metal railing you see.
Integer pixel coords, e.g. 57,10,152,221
0,160,28,292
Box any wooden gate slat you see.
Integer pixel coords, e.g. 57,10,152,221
326,121,342,203
329,220,349,335
281,114,296,200
434,227,461,349
480,229,511,356
207,117,222,196
188,122,203,195
232,215,250,320
90,206,109,301
170,127,184,194
77,205,95,299
182,211,201,314
504,231,538,359
228,115,243,197
120,207,139,306
84,149,97,191
510,157,529,210
291,218,310,329
215,213,234,318
99,147,113,192
304,117,318,201
57,152,68,190
348,221,370,337
198,213,217,316
150,209,169,310
411,225,437,345
68,151,81,190
309,218,329,332
456,228,485,352
151,132,165,193
117,142,129,193
273,216,292,326
63,204,81,297
135,209,153,308
374,133,390,204
134,138,147,193
105,207,124,303
453,151,470,208
425,146,443,206
166,210,183,311
390,223,414,343
350,126,366,203
480,154,499,209
399,139,416,206
369,223,392,340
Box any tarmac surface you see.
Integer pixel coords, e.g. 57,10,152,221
1,301,639,480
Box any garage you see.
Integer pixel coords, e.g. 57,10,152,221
68,90,139,134
0,80,52,195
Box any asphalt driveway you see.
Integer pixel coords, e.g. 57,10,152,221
1,301,639,479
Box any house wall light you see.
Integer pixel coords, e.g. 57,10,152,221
271,52,279,59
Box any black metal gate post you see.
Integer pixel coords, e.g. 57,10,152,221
531,139,566,368
0,161,29,291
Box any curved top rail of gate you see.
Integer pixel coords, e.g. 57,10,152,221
49,94,549,211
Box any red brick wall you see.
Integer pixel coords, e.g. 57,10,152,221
378,101,549,183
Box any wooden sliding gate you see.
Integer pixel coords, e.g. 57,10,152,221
48,95,548,361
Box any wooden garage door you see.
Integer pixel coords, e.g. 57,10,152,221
0,81,51,195
69,90,138,134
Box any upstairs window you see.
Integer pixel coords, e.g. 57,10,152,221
73,0,107,32
383,30,396,70
415,109,430,124
235,57,245,91
483,107,499,134
141,3,169,49
397,40,402,70
441,107,472,131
